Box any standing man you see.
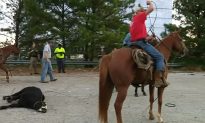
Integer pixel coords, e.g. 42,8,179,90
40,41,57,83
28,42,39,75
54,43,65,73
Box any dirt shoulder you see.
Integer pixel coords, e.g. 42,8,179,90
0,66,205,123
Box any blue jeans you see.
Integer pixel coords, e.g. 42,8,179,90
123,33,131,46
41,59,55,81
131,40,165,71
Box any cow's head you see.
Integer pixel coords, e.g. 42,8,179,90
34,101,47,113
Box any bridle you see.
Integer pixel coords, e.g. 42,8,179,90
156,32,187,58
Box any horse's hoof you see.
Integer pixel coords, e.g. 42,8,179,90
158,120,164,123
134,93,138,97
149,115,155,120
149,112,155,120
143,93,147,96
157,113,164,123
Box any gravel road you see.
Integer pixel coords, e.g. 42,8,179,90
0,71,204,123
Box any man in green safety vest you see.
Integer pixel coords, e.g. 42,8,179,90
54,43,66,73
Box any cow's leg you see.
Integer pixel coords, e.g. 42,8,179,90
0,64,9,82
0,103,21,110
3,89,24,103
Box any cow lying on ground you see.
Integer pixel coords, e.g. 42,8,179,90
0,86,47,113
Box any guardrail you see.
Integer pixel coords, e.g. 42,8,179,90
167,63,183,67
6,60,183,67
6,60,98,66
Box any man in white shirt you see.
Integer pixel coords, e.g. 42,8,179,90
40,41,57,83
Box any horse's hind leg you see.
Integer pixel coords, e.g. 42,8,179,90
141,84,147,96
114,87,128,123
134,86,138,97
0,64,9,82
157,87,165,123
149,84,155,120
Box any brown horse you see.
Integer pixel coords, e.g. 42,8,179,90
99,31,188,123
0,44,20,82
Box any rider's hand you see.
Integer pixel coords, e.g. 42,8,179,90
146,0,152,5
146,35,154,42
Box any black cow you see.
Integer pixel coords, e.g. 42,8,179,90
0,86,47,113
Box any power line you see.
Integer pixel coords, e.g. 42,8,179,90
146,26,168,29
155,8,172,10
144,7,173,10
149,17,172,20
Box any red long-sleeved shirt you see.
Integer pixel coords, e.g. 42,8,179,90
130,12,147,42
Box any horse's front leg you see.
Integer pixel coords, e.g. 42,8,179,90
157,87,165,123
114,87,128,123
0,64,9,82
149,84,155,120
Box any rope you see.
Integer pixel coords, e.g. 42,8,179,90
147,1,158,34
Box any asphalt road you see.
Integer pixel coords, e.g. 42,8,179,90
0,71,204,123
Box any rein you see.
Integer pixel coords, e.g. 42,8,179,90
154,32,172,52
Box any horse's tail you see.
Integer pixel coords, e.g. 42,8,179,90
99,54,114,123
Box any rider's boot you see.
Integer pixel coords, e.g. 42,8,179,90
154,70,169,88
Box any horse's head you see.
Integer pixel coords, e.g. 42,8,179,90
170,31,188,57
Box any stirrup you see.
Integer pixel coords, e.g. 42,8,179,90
154,79,169,88
162,79,169,87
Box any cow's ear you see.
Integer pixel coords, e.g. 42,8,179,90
34,102,42,109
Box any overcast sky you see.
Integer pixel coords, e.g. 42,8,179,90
0,1,14,43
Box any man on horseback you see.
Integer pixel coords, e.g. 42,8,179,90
129,0,168,88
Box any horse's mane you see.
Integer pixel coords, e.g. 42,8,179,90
155,31,179,48
162,31,178,41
